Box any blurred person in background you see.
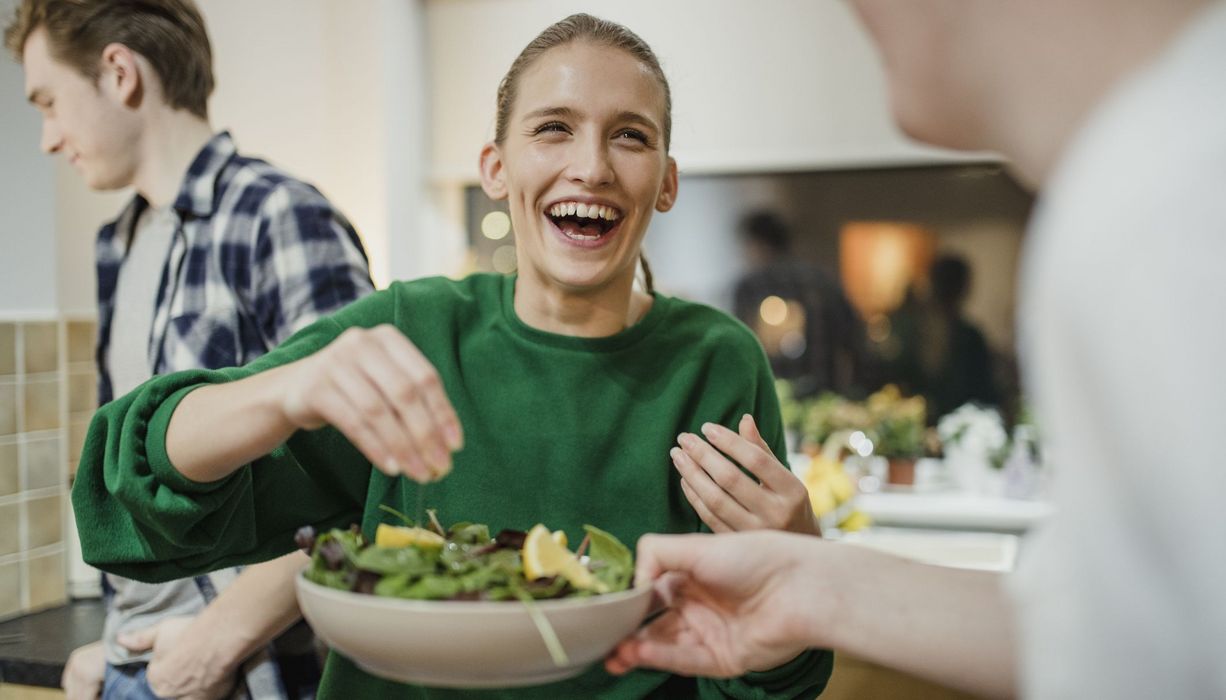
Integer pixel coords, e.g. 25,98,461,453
608,0,1226,698
884,253,999,421
733,210,864,398
4,0,373,697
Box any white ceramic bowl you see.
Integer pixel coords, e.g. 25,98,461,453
296,574,653,688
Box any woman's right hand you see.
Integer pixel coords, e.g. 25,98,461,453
281,324,463,482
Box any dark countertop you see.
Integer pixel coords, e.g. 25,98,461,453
0,599,105,688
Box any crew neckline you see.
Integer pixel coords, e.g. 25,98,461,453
498,274,670,352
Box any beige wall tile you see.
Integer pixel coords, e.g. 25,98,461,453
0,502,18,556
0,441,17,497
0,682,69,699
67,419,90,479
21,380,61,433
67,320,97,365
0,382,14,437
25,494,62,550
68,370,98,414
0,561,20,620
21,323,59,375
26,552,66,611
0,323,15,376
24,437,62,492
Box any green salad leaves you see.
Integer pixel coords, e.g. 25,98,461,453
297,513,634,604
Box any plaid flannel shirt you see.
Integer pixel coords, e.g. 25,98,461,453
93,132,373,699
95,131,373,403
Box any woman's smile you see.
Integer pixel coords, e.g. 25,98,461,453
544,197,624,249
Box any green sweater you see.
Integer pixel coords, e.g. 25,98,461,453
73,274,832,699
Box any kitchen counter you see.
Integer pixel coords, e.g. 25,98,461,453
857,491,1052,534
836,527,1018,572
0,600,104,688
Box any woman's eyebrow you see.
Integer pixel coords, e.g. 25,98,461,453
522,106,578,121
615,111,659,132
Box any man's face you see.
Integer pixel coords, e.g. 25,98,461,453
22,27,141,190
849,0,989,150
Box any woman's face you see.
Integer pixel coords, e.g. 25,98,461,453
480,41,677,297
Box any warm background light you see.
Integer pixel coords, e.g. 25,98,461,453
481,211,512,240
759,295,789,326
491,244,518,274
839,221,937,320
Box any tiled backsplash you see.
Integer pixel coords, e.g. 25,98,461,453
0,317,97,621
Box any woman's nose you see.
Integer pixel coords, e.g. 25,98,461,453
565,136,615,187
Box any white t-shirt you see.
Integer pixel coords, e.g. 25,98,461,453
1009,3,1226,697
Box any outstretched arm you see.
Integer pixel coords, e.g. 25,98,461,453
608,532,1017,700
165,324,463,485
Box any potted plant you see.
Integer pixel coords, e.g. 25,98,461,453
865,385,927,485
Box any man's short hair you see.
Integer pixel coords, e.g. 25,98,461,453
4,0,214,118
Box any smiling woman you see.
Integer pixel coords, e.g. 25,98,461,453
68,13,833,699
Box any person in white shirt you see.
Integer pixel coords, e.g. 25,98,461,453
606,0,1226,698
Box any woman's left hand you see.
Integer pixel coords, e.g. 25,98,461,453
673,414,820,536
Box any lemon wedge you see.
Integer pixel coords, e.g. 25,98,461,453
521,524,606,592
374,524,445,549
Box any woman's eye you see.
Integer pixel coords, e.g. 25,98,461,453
533,121,569,135
616,129,649,145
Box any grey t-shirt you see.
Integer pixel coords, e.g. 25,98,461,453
103,204,208,665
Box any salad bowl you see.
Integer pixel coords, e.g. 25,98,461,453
296,574,653,687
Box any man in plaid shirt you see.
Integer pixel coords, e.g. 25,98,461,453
6,1,373,698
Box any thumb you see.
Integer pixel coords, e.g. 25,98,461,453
634,533,713,588
117,625,158,653
739,414,771,453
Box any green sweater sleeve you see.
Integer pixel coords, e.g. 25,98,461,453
699,336,835,699
71,295,389,583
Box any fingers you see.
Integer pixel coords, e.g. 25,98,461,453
674,435,767,528
679,477,734,533
606,611,731,678
370,326,464,451
303,325,464,483
62,641,106,700
117,625,157,653
739,413,771,452
700,420,797,494
322,364,433,482
353,337,454,478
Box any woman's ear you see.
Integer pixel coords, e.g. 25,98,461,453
655,156,679,212
100,43,142,109
479,142,508,201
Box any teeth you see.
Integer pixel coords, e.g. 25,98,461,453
563,230,601,241
548,201,621,221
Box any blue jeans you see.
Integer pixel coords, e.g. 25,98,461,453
102,663,162,700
